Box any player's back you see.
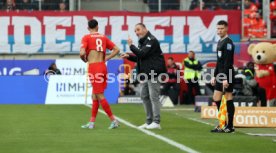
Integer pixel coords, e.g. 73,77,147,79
82,32,115,63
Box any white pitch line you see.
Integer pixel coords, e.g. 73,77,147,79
161,108,194,111
246,133,276,137
187,117,215,126
84,104,199,153
173,112,215,126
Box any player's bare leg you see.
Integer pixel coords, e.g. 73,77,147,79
96,93,119,129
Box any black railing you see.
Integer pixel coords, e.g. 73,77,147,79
0,0,69,11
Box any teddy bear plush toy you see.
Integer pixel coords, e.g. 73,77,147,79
248,42,276,107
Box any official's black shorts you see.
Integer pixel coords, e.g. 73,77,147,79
214,82,233,92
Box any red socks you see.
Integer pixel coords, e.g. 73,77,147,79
100,98,115,121
90,100,99,122
89,99,115,122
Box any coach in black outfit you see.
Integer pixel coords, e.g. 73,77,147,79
121,23,166,130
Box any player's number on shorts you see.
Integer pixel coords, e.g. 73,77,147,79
96,38,103,51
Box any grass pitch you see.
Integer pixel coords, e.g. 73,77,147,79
0,104,275,153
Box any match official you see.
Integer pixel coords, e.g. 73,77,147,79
211,20,235,133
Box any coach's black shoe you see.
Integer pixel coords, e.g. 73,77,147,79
210,125,223,133
222,126,235,133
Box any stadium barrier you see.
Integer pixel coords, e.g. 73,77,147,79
0,76,48,104
0,60,55,76
118,96,143,104
0,59,123,104
195,95,258,112
201,106,276,128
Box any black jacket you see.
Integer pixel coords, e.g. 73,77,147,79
127,31,166,79
214,36,235,80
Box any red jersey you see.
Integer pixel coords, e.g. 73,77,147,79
81,32,115,57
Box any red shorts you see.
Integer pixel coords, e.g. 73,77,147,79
88,62,107,94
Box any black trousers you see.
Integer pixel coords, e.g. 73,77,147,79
258,87,267,107
186,79,201,104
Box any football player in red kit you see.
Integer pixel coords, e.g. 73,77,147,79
80,19,120,129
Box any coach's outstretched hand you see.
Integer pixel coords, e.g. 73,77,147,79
120,53,129,58
127,36,133,46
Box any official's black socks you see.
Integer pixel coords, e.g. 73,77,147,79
226,100,235,128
